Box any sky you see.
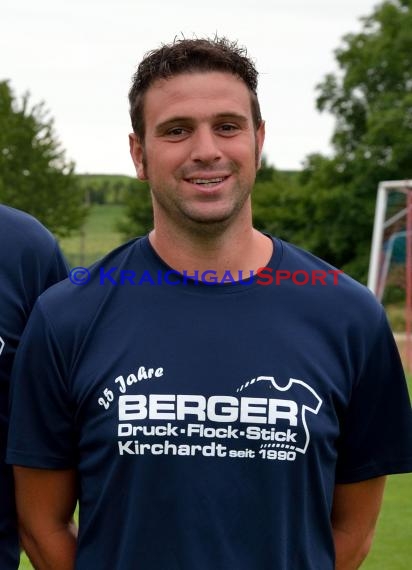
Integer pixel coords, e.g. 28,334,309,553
2,0,381,176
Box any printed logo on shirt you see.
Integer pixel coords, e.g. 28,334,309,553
97,368,323,463
235,376,322,454
0,336,4,357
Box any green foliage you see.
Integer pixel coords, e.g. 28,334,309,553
117,178,153,239
252,166,306,242
283,0,412,282
0,81,86,237
77,174,134,205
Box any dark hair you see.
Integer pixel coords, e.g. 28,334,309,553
129,36,262,141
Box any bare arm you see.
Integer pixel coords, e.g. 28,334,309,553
13,466,78,570
331,476,386,570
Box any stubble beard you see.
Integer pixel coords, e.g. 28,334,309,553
142,142,259,237
150,173,254,238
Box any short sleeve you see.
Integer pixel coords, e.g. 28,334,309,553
335,309,412,483
6,299,76,469
43,241,70,289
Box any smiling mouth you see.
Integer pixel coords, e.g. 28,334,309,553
186,176,228,188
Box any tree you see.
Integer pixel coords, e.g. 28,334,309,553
117,178,153,239
282,0,412,281
252,160,304,241
0,81,86,236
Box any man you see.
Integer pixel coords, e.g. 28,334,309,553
0,204,68,569
7,37,412,569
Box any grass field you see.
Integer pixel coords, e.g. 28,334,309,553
59,204,126,267
18,206,412,568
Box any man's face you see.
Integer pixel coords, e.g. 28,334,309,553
129,71,265,232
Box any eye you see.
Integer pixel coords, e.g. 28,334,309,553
216,123,239,135
166,127,188,137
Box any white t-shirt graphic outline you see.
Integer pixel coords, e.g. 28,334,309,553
237,376,323,453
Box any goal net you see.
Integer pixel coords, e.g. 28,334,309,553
367,180,412,372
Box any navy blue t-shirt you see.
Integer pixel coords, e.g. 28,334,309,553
7,235,412,569
0,205,68,569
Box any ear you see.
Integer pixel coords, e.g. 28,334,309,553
129,133,147,180
256,120,266,170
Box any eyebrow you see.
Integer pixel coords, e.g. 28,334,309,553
154,112,249,134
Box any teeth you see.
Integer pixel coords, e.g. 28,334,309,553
190,177,225,184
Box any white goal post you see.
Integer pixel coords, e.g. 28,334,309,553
367,180,412,372
367,180,412,295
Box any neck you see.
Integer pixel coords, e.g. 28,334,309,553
149,216,273,280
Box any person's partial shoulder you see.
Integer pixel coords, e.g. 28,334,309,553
0,204,60,253
36,236,143,323
0,205,69,299
280,239,384,325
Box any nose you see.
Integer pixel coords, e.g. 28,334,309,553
189,126,222,163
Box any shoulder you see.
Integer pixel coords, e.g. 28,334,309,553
278,238,384,326
280,239,376,297
38,237,143,315
29,237,144,356
0,205,68,334
0,204,59,256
